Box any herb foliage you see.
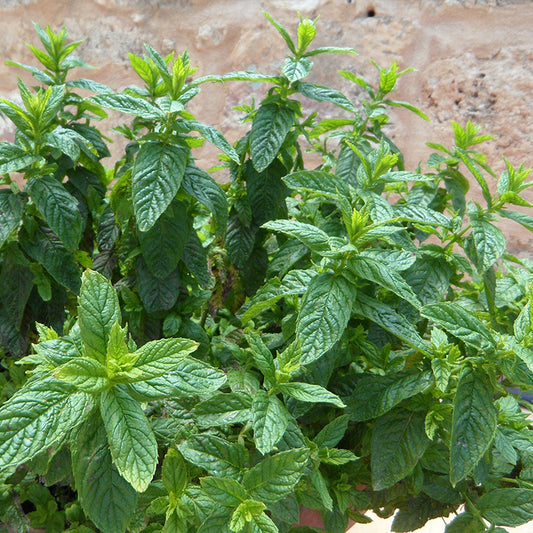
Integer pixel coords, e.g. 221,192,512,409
1,15,533,533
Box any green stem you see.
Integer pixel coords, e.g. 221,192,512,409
199,307,208,329
464,494,486,528
238,420,252,446
501,477,521,486
445,222,472,247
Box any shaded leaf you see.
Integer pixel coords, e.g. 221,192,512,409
371,409,430,490
28,175,83,251
296,273,354,364
72,412,137,533
100,385,158,492
450,367,497,486
132,142,188,231
250,103,294,172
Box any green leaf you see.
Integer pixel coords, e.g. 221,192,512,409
78,269,121,364
282,57,313,82
159,357,226,395
250,103,294,172
239,280,284,325
253,390,290,455
456,149,492,205
230,500,267,532
248,512,279,533
0,247,32,330
194,391,253,427
478,488,533,527
377,171,436,183
263,12,296,54
352,293,429,352
6,58,55,83
0,378,92,472
194,71,280,85
499,209,533,232
198,509,234,533
138,200,191,278
0,99,32,134
309,470,333,511
283,170,348,198
404,256,453,305
242,244,268,295
67,78,111,93
132,142,188,231
262,219,331,255
347,372,434,422
130,337,198,380
72,412,137,533
106,320,129,370
0,190,24,249
226,214,257,269
32,337,82,367
183,120,239,163
277,382,345,407
245,331,276,384
267,240,309,278
243,448,309,505
100,386,158,492
245,159,289,226
444,513,483,533
467,217,506,273
318,448,358,466
162,510,187,533
162,448,187,497
295,82,356,113
136,258,179,313
182,164,228,234
314,415,349,448
390,494,440,532
505,338,533,376
450,367,497,486
179,434,248,477
45,127,88,161
514,302,531,341
431,359,451,393
20,225,81,293
421,302,495,350
91,93,166,120
393,204,452,229
128,358,226,400
383,99,430,121
297,19,316,53
297,273,354,364
371,409,430,490
201,477,247,507
28,176,83,251
348,255,421,307
183,231,212,288
70,122,111,158
304,46,358,57
55,357,108,393
359,249,416,271
0,153,43,174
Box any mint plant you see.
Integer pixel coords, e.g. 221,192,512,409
1,269,223,532
0,24,110,357
1,13,533,533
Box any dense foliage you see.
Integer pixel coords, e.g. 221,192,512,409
1,15,533,533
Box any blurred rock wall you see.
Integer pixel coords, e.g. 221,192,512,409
1,0,533,250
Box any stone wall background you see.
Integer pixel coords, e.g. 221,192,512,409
1,0,533,252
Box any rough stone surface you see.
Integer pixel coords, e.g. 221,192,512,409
1,0,533,252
